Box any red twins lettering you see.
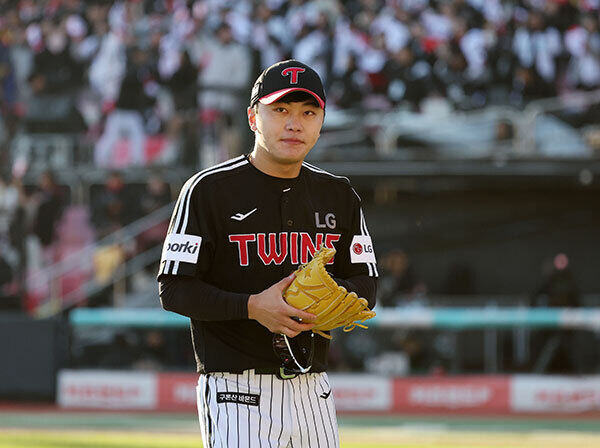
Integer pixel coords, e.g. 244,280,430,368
281,67,305,84
300,232,323,264
229,232,340,266
257,233,288,265
325,233,341,251
290,232,299,264
229,234,256,266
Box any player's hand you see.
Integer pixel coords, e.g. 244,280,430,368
247,273,317,338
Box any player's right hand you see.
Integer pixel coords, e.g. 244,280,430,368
247,273,317,338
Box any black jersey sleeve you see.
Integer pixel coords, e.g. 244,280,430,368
158,174,214,278
335,274,377,309
332,187,379,280
159,274,249,321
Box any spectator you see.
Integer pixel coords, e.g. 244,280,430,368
91,171,138,238
330,53,366,109
292,14,332,87
432,42,469,108
88,25,125,103
383,46,432,110
512,10,561,95
0,250,13,290
250,3,289,70
94,46,155,168
530,253,596,374
31,170,63,250
99,332,140,369
197,22,251,163
356,30,389,101
24,18,86,133
510,65,554,106
565,14,600,91
0,172,19,242
0,32,17,119
421,1,455,43
0,245,19,311
378,249,421,307
490,117,516,158
132,330,169,370
371,4,411,54
456,17,493,102
163,50,199,165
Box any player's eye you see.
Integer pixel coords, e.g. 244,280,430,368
304,110,316,116
274,107,286,113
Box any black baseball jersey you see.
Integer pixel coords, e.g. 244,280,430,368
158,154,378,373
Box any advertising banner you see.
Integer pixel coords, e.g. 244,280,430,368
157,373,198,410
328,374,393,411
511,375,600,414
57,370,156,409
393,376,510,414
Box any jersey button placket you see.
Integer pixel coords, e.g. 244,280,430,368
281,194,293,228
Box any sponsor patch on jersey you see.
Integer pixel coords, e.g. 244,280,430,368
217,392,260,406
161,233,202,264
350,235,376,264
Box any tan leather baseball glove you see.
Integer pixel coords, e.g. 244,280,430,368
283,247,376,339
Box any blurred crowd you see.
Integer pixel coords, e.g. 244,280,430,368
0,0,600,169
0,168,171,314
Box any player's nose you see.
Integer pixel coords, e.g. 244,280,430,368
284,113,303,132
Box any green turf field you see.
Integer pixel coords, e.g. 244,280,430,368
1,411,600,447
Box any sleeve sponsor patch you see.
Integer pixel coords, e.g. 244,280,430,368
350,235,376,264
161,233,202,264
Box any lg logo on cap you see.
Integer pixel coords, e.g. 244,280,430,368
282,67,305,84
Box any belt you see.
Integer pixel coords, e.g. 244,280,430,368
256,367,301,380
220,367,312,380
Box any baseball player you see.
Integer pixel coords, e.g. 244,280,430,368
158,60,378,448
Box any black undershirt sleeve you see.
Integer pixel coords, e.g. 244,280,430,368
158,274,250,321
158,273,377,322
334,275,378,309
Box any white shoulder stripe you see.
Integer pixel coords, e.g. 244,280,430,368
359,208,378,277
169,156,247,233
162,157,248,275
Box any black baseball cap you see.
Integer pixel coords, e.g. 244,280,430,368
250,60,326,109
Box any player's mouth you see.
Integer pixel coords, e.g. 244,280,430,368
280,138,304,145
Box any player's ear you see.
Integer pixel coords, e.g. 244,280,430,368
247,106,257,132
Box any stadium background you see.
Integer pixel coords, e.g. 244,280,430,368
1,0,600,446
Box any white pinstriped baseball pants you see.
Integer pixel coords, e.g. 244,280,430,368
196,370,340,448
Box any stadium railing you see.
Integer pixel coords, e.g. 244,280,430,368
68,306,600,330
32,202,174,317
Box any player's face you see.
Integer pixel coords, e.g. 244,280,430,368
248,100,324,170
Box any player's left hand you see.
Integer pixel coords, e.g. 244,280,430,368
247,273,317,338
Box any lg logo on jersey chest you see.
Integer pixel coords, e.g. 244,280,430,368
315,212,336,229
